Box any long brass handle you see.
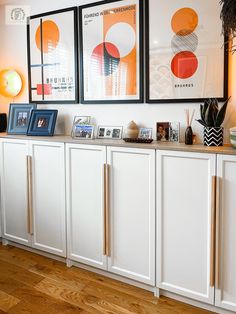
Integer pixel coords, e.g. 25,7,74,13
210,176,216,287
27,155,33,235
103,164,107,255
215,176,221,289
105,164,110,257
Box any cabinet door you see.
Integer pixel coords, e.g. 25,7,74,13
30,141,66,257
215,155,236,312
0,139,31,246
156,150,215,304
66,144,107,270
107,147,155,285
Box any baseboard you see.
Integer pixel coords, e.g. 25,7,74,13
66,259,156,293
160,290,234,314
2,239,66,264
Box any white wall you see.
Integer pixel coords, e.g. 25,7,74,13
0,0,235,142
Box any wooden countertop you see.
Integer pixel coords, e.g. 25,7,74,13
1,133,236,155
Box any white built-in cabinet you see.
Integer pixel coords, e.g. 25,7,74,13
0,138,66,257
215,154,236,312
156,150,216,304
66,144,155,285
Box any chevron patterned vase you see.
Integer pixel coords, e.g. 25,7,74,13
204,127,224,146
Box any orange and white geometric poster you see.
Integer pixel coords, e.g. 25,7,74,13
80,0,143,103
147,0,227,102
28,7,78,103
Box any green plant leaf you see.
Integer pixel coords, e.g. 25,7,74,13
196,119,207,127
200,104,206,123
205,101,215,127
215,97,231,127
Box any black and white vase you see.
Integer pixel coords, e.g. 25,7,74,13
204,127,224,146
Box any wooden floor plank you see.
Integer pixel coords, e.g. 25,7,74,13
0,290,20,312
0,244,215,314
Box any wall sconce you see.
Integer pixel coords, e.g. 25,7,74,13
0,69,22,98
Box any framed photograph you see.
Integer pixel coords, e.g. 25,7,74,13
73,116,91,125
7,103,37,134
169,122,180,142
97,126,123,139
27,7,78,104
79,0,143,104
146,0,228,103
27,110,58,136
138,128,152,139
72,124,94,139
156,122,170,141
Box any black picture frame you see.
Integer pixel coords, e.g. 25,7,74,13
79,0,144,104
145,0,228,103
27,7,78,104
7,103,37,135
27,109,58,136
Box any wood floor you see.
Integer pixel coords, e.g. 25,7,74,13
0,244,214,314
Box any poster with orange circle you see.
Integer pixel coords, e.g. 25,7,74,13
146,0,228,103
27,7,78,103
80,0,143,103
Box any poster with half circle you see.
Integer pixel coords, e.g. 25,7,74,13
27,7,78,104
146,0,228,103
79,0,143,104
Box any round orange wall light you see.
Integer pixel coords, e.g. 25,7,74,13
0,69,22,98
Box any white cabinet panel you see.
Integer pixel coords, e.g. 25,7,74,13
156,150,215,304
107,147,155,285
215,155,236,312
0,139,31,246
31,141,66,257
66,144,107,269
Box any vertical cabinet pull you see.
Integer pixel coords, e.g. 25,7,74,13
215,176,221,289
103,164,110,257
27,155,33,235
103,164,107,255
210,176,216,287
105,164,110,257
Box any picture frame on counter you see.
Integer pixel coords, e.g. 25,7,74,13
138,128,152,139
27,7,78,104
156,121,180,142
72,124,94,139
27,109,58,136
146,0,228,103
7,103,37,135
79,0,144,104
73,116,91,125
97,126,123,139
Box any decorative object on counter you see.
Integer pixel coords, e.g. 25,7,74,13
156,122,170,141
0,69,22,98
27,109,58,136
72,124,94,139
79,0,143,104
138,128,152,139
7,103,36,135
123,137,153,143
230,127,236,148
126,121,139,139
97,126,123,139
27,7,78,104
196,97,230,146
0,113,7,132
220,0,236,53
169,122,180,142
146,0,228,103
184,109,195,145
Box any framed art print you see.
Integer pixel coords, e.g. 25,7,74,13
146,0,228,103
79,0,143,104
72,125,94,139
27,110,58,136
97,126,123,139
27,7,78,104
7,103,36,134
